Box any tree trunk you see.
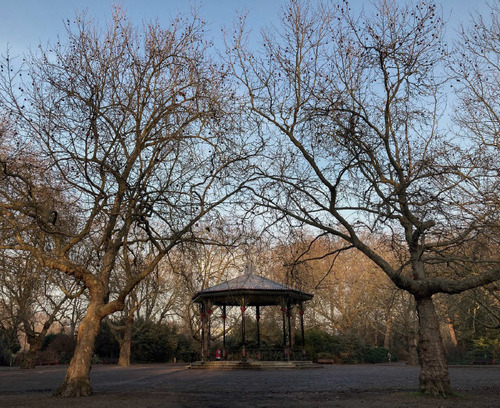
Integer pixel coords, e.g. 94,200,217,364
20,331,46,369
406,331,420,366
445,314,458,348
415,296,451,396
20,349,38,369
117,320,132,367
383,318,392,350
54,300,102,397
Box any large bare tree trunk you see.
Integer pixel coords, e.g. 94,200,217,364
54,300,102,397
415,296,451,396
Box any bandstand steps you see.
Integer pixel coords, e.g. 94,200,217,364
187,361,322,370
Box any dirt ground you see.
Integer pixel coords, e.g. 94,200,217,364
1,363,499,407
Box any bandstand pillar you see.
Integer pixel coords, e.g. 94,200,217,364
200,303,207,362
256,305,261,351
206,301,212,360
299,302,305,348
281,301,288,360
222,305,227,359
241,299,247,361
287,301,293,352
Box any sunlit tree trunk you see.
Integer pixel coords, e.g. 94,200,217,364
445,314,458,348
54,298,103,397
415,296,451,396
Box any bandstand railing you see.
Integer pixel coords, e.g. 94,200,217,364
205,347,308,362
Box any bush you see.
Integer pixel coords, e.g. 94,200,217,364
0,328,20,366
131,320,178,363
95,322,119,359
46,333,76,362
337,334,366,364
305,329,372,364
175,332,199,362
364,347,391,363
305,328,341,360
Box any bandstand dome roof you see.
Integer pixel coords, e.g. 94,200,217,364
192,265,313,307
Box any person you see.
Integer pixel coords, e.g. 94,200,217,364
387,352,392,363
215,348,222,360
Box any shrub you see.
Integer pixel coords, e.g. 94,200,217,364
131,320,178,363
0,328,20,366
364,347,391,363
95,322,119,359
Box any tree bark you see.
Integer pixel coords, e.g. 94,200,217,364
406,331,420,366
117,320,132,367
20,349,38,369
383,318,392,350
415,296,451,396
54,299,102,397
445,314,458,348
20,333,43,369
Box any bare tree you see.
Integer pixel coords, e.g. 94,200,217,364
0,6,253,397
227,0,500,396
0,251,83,368
107,244,182,367
171,222,244,342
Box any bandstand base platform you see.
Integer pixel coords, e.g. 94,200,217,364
187,361,322,370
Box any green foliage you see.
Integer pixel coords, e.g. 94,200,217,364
95,322,119,359
44,333,76,363
473,337,499,359
0,327,20,365
41,333,57,350
364,347,391,364
131,320,178,363
305,328,341,360
305,329,374,363
38,332,77,364
175,332,199,362
92,320,198,363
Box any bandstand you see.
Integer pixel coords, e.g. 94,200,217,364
191,265,314,367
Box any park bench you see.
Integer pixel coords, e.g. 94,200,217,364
317,358,335,364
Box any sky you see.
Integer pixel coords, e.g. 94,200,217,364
0,0,495,58
0,0,283,56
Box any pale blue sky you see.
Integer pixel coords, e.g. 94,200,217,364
1,0,283,56
0,0,493,56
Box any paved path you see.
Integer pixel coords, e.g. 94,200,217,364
1,363,499,395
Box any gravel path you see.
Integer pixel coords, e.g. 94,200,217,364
1,363,499,407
